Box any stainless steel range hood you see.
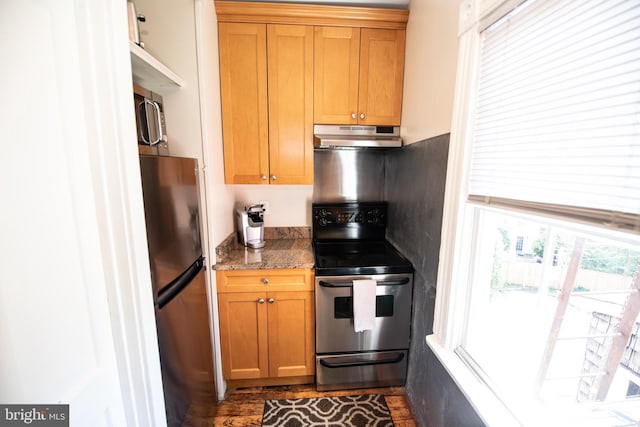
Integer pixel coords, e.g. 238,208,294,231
313,124,402,149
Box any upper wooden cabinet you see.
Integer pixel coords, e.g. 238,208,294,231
218,23,269,184
218,22,313,185
313,27,360,126
314,27,406,126
215,1,408,183
267,24,314,185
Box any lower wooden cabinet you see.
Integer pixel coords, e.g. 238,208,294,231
216,269,315,384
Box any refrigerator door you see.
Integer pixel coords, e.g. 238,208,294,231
155,268,216,426
139,155,202,295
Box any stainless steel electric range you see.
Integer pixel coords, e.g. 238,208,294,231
312,201,414,391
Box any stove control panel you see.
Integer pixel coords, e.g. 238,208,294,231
312,203,387,239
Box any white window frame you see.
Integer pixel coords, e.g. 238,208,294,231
428,0,640,425
432,0,558,425
426,3,513,424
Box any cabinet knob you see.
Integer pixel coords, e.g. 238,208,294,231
258,298,265,304
261,175,267,180
360,113,365,119
351,113,356,120
271,175,277,181
268,298,275,304
262,278,269,284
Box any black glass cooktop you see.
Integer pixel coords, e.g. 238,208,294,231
313,240,413,276
312,202,414,276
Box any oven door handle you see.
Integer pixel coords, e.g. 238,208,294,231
319,352,405,368
318,278,410,288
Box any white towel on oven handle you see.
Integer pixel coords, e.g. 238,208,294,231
352,279,376,332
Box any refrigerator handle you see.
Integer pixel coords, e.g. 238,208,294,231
156,255,205,309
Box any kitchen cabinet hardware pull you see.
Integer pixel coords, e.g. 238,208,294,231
351,113,356,119
359,113,365,120
262,278,269,284
258,298,265,304
261,175,267,180
268,298,274,304
271,175,277,181
318,278,410,288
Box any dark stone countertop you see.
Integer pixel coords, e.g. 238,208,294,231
213,227,314,271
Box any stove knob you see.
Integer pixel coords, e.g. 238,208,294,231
319,209,328,217
319,218,327,226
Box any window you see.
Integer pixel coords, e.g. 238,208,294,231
462,208,640,424
430,0,640,425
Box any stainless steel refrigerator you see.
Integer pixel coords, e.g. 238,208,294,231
139,154,215,426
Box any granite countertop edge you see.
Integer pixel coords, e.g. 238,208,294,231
213,227,314,271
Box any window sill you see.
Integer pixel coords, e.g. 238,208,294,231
425,334,522,427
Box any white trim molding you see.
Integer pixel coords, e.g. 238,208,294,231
194,0,228,401
432,13,481,348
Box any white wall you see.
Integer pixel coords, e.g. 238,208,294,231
135,0,202,158
401,0,460,144
194,0,237,250
233,185,313,227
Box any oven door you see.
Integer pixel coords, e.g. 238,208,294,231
315,273,413,354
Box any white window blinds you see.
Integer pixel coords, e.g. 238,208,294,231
469,0,640,232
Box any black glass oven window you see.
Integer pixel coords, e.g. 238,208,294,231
334,295,394,319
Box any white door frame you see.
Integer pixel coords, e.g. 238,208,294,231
79,0,169,424
0,0,168,425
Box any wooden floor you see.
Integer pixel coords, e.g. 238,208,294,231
182,384,418,426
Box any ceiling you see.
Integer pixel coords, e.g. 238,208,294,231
229,0,410,9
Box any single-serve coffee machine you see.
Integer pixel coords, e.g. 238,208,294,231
236,204,266,249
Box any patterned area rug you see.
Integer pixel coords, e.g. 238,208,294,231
261,394,394,427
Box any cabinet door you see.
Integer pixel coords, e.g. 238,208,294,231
314,26,360,125
267,291,315,377
358,28,406,125
218,23,269,184
218,292,269,380
267,25,314,184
